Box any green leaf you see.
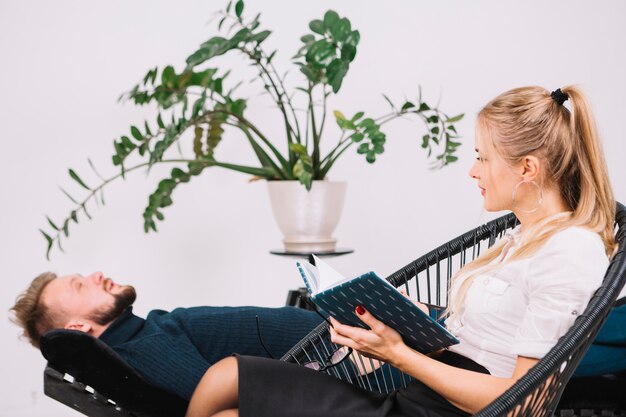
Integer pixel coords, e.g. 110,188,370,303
171,167,187,180
340,44,356,62
323,10,340,30
419,102,431,111
306,40,336,69
446,114,464,123
359,118,375,128
249,12,261,30
401,101,416,111
357,143,369,154
228,98,247,117
40,229,54,259
333,110,346,120
235,0,244,18
292,158,305,178
192,92,206,117
366,152,376,163
161,66,176,88
421,134,430,149
186,37,229,67
300,170,313,190
299,65,319,82
62,219,70,237
330,17,351,43
351,132,364,142
144,121,153,136
289,143,308,156
59,187,79,204
47,216,59,231
326,58,349,93
351,111,364,121
157,113,165,129
382,94,396,111
69,169,91,190
300,34,315,44
121,136,136,150
218,16,227,30
344,30,360,47
252,30,271,43
309,19,325,35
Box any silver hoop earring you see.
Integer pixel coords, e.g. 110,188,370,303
511,180,543,214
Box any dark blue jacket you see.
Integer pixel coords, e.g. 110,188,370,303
99,306,322,400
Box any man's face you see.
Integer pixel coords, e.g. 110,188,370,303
41,271,136,329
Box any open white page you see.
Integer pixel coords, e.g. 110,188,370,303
312,255,354,292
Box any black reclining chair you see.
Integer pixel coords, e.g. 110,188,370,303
41,329,187,417
42,204,626,417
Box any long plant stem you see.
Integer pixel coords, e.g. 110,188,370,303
197,110,291,173
308,85,320,177
318,87,328,141
231,122,288,179
265,53,302,141
320,140,353,178
242,47,298,165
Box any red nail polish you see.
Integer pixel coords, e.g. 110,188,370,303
356,305,365,315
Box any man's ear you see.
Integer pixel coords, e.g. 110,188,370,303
520,155,540,181
64,320,94,334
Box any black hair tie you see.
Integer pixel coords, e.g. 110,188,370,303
551,88,569,105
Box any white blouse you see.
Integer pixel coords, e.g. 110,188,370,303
445,225,609,378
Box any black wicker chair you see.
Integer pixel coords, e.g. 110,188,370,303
281,202,626,417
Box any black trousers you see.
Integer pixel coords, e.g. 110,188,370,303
237,350,489,417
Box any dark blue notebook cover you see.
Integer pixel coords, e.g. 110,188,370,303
296,261,459,354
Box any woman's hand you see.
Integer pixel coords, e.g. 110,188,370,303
399,290,430,314
329,306,409,366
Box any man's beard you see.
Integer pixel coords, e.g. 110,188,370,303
90,286,137,326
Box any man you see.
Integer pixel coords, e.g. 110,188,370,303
10,271,323,401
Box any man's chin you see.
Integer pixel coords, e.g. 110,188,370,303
92,286,137,326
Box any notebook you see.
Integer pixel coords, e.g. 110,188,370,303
296,255,459,354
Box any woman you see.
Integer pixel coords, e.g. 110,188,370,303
185,85,617,417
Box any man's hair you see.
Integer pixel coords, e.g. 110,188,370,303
10,272,60,349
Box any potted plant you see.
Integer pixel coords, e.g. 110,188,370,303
40,0,463,258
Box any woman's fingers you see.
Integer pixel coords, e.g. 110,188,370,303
354,306,387,334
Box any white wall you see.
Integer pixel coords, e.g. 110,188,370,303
1,1,625,415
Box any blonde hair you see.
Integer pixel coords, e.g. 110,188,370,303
10,272,62,349
448,86,616,319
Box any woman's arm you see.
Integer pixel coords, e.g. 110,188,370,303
329,310,538,414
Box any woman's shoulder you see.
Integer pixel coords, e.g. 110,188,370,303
527,226,609,286
541,226,606,256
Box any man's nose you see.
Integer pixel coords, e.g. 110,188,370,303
89,271,105,285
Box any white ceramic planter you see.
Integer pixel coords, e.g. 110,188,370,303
267,180,347,253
